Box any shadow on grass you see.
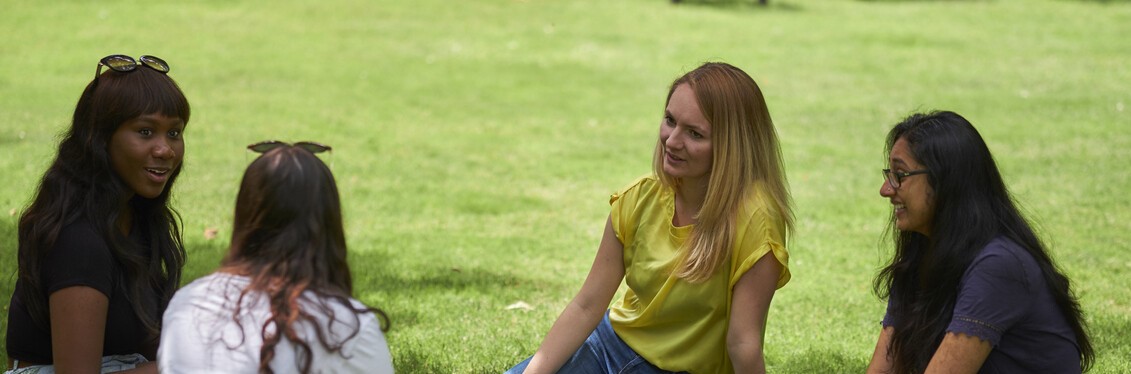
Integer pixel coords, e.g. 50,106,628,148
347,249,543,329
393,346,460,374
775,348,867,374
346,248,546,373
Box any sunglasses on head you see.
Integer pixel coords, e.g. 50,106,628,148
96,55,170,79
247,140,332,154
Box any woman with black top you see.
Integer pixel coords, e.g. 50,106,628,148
5,55,190,374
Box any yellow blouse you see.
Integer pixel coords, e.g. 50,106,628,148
608,175,790,374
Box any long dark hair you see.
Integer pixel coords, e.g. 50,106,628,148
873,111,1093,373
223,145,388,374
16,66,189,339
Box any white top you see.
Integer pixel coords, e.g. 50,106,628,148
158,273,394,374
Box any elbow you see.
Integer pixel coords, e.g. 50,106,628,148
727,334,765,373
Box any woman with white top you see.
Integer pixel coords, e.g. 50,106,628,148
159,141,393,374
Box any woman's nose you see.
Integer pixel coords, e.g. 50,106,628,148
153,141,175,159
665,131,682,149
879,179,895,197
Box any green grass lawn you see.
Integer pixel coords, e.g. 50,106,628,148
1,0,1129,372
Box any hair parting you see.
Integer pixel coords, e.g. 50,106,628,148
224,146,388,374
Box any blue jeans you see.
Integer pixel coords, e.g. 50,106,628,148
506,312,684,374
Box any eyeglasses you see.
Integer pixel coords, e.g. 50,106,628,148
247,140,332,154
882,168,928,189
96,55,170,79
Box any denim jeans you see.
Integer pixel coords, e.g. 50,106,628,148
505,312,684,374
4,353,147,374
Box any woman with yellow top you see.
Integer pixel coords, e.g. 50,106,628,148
506,62,793,374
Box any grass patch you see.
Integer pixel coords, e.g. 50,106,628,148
2,0,1129,372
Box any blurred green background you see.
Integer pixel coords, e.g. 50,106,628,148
1,0,1128,372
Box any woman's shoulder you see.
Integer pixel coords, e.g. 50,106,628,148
976,237,1037,265
615,174,660,194
167,273,247,308
331,303,394,373
47,220,112,262
742,181,779,211
610,174,663,204
180,272,249,292
966,236,1043,285
301,294,388,347
56,219,103,243
735,182,787,231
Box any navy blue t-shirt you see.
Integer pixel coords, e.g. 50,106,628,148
883,237,1082,373
5,221,160,363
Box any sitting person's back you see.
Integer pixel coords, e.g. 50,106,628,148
158,142,393,374
161,273,390,373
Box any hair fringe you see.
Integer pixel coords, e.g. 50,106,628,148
16,67,188,339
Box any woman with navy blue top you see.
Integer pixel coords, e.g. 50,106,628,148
866,111,1094,374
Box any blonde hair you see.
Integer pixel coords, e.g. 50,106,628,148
652,62,794,282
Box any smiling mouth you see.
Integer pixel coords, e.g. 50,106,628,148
145,168,172,183
666,151,685,162
145,167,173,179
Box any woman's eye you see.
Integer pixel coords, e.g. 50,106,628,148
690,130,703,139
168,129,182,138
139,129,153,136
664,115,675,126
